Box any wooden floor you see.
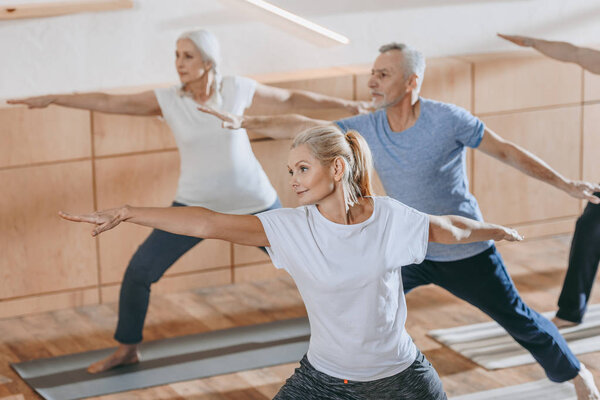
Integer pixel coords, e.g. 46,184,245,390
0,234,599,399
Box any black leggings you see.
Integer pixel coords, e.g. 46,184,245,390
556,192,600,323
114,199,280,344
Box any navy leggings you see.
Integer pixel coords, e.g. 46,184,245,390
114,199,281,344
402,245,580,382
556,193,600,323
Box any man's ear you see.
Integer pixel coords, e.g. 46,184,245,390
406,74,418,92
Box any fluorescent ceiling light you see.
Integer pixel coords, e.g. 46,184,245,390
241,0,349,45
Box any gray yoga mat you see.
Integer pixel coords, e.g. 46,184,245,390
449,379,576,400
11,317,310,400
429,304,600,370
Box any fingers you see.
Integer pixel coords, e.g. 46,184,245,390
58,211,99,224
197,105,231,122
586,194,600,204
497,33,527,47
506,230,524,242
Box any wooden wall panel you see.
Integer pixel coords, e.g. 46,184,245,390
584,69,600,102
0,161,97,299
419,58,472,110
475,107,581,225
234,262,287,284
0,289,99,319
250,139,297,208
94,151,229,284
0,106,90,168
93,112,175,156
583,104,600,183
234,245,270,266
100,269,231,303
470,53,582,114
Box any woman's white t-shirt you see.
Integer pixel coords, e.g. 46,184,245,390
257,196,429,381
154,76,277,214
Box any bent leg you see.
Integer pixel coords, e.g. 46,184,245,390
428,246,580,382
556,197,600,323
115,216,203,344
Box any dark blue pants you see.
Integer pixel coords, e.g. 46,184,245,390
402,245,580,382
556,193,600,323
114,199,281,344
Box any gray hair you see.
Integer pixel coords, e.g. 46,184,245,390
379,43,426,95
178,29,223,96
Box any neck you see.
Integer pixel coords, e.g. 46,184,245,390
316,184,372,225
183,72,215,103
385,95,420,133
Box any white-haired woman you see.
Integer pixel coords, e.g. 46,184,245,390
9,29,366,373
60,125,522,398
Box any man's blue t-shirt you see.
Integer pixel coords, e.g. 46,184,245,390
336,98,491,262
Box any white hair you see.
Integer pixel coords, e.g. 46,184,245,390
178,29,223,96
379,43,426,95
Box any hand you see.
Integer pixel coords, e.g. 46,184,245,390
58,206,128,236
7,95,56,109
498,226,524,242
497,33,535,47
564,180,600,204
345,100,375,115
197,105,243,129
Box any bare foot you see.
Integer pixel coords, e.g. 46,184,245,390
87,344,140,374
552,316,580,329
573,363,600,400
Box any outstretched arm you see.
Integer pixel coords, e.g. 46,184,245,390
248,83,373,115
429,214,522,244
498,34,600,74
197,105,329,139
477,127,600,203
7,90,161,116
59,205,269,247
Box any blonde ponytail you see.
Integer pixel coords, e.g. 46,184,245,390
292,125,374,209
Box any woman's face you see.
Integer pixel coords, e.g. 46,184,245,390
175,39,210,84
287,144,336,206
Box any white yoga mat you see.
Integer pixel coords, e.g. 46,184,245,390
429,304,600,370
450,379,576,400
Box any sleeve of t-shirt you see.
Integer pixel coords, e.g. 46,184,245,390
256,208,300,271
387,198,430,267
451,105,485,148
335,113,374,138
153,85,180,116
232,76,257,110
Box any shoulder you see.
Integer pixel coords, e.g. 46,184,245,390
421,97,469,116
336,110,379,131
154,85,183,111
222,75,256,92
376,196,426,219
154,84,181,99
258,206,308,222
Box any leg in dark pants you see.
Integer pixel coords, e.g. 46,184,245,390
114,199,281,344
402,245,580,382
114,224,204,344
556,194,600,323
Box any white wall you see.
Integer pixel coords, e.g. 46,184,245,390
1,0,599,98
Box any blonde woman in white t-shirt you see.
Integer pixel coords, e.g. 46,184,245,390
60,125,522,398
8,29,369,374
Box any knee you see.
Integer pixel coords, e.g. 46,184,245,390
123,255,161,287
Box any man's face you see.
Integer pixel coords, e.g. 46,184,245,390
368,50,412,108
